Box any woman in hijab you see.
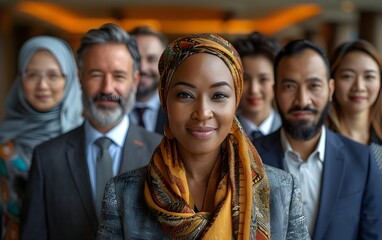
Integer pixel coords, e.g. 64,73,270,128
0,36,83,238
327,40,382,172
97,34,309,239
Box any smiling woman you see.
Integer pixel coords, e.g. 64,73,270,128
0,36,83,239
97,34,310,240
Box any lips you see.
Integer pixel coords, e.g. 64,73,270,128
187,126,216,139
290,111,313,119
36,95,50,101
246,97,262,105
349,96,367,102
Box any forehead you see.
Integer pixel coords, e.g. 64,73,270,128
135,35,165,52
171,53,233,85
277,49,328,83
338,50,380,71
84,43,133,66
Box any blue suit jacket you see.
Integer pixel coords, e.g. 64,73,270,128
254,128,382,240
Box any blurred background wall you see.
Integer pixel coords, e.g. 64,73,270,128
1,0,382,118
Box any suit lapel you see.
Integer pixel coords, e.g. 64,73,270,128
66,126,98,233
119,123,150,173
155,107,167,135
259,130,285,169
313,130,345,239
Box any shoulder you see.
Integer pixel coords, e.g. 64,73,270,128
109,167,148,194
327,128,369,151
129,123,162,145
36,126,83,150
264,164,294,187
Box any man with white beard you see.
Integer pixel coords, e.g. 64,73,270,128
20,23,162,240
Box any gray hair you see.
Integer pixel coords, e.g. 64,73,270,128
76,23,140,73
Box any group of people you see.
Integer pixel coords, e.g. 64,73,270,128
0,22,381,240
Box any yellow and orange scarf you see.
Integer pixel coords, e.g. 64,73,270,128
144,34,271,239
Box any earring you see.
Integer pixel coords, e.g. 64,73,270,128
164,123,174,139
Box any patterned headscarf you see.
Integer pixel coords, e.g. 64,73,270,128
158,33,243,113
0,36,83,158
144,34,271,239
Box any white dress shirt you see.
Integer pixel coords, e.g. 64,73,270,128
84,115,129,203
238,110,276,136
130,92,161,132
281,126,326,236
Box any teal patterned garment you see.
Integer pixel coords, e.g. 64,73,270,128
370,143,382,173
0,141,29,239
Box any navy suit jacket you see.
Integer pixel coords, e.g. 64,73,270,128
254,128,382,240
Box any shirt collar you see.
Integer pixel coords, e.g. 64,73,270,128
280,126,326,162
85,115,129,147
237,110,275,135
134,92,160,111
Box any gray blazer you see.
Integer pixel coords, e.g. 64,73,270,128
97,165,310,240
20,123,162,240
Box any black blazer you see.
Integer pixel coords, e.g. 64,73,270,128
20,123,162,240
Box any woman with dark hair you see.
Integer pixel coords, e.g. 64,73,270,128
328,40,382,171
232,32,282,141
0,36,83,239
97,34,309,240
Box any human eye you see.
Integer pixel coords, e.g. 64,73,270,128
259,76,270,84
89,71,103,79
339,72,354,80
212,92,229,100
310,82,323,90
47,71,63,81
282,82,295,91
114,73,127,82
24,71,39,80
365,74,377,81
176,91,194,99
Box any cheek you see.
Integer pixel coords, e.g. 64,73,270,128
262,83,275,99
53,81,66,97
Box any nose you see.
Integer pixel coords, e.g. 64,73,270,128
294,87,311,107
249,79,260,95
191,97,213,121
100,74,114,94
36,77,50,89
140,59,150,73
352,75,366,91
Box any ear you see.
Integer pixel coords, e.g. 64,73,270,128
328,78,335,101
133,70,140,92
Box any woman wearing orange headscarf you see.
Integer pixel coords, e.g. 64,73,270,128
97,34,309,239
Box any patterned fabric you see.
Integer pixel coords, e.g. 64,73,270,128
370,143,382,173
144,34,271,239
158,34,243,113
0,36,83,240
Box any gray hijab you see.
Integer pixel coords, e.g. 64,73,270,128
0,36,83,155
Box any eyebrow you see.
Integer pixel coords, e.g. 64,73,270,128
172,81,233,89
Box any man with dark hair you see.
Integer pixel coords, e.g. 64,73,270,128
129,26,168,134
254,39,382,239
21,23,162,240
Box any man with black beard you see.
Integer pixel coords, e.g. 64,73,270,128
254,40,382,240
21,24,162,240
129,26,168,134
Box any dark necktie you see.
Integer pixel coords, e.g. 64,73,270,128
95,137,113,218
135,107,147,128
251,130,263,141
